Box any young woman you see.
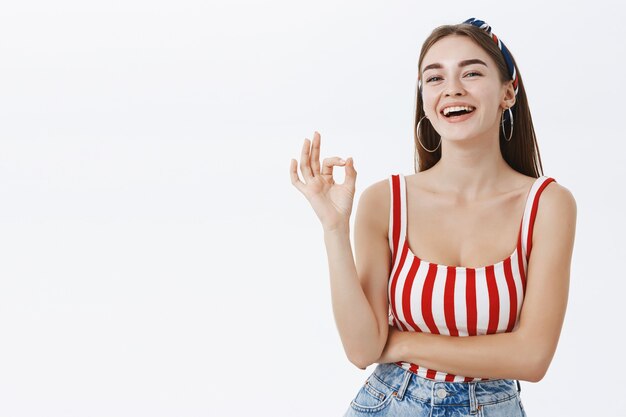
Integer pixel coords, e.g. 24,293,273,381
290,18,576,416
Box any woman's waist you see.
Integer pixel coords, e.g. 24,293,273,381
371,362,519,405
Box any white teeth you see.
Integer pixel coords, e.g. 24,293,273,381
442,106,475,116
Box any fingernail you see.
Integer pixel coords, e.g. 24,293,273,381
339,159,345,164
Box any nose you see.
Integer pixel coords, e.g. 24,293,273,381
444,77,465,96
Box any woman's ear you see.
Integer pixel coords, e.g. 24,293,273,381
501,80,516,109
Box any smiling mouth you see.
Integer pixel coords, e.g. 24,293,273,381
441,106,476,118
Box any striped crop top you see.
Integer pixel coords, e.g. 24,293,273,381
386,173,556,382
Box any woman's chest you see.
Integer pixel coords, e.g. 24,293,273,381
404,192,526,269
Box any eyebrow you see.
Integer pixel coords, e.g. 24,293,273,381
422,58,488,74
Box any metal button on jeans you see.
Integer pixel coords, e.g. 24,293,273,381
436,388,447,398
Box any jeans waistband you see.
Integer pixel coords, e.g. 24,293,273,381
371,363,520,407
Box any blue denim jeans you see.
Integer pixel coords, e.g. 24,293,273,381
343,363,527,416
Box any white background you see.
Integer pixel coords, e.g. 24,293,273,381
0,0,624,416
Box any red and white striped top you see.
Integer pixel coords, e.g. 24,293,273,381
387,173,556,382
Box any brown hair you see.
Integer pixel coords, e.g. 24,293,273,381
413,23,544,177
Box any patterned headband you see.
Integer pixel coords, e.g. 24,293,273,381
418,18,519,98
463,18,518,97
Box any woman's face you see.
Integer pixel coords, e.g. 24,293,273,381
420,35,513,143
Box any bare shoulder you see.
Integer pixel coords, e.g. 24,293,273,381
538,179,577,217
533,179,577,253
399,171,436,199
404,171,429,188
360,176,391,202
355,176,392,237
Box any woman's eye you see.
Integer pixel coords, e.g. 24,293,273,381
426,72,480,83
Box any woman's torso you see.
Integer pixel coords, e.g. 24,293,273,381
386,172,556,382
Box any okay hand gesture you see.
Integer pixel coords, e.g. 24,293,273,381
290,131,357,232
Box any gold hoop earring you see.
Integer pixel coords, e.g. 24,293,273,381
416,116,441,153
501,107,514,141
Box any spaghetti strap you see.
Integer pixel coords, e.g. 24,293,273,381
388,173,407,266
520,176,557,262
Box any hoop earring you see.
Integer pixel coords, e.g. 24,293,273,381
416,116,441,153
501,107,514,141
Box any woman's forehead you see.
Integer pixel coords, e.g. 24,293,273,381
421,35,493,72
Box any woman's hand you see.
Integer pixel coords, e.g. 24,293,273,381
290,131,357,232
375,326,408,364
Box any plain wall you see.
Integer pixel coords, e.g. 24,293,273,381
0,1,623,416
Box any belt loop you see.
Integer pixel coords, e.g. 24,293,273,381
468,382,479,415
516,379,521,394
395,369,412,400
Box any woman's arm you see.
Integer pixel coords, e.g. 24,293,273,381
327,181,393,369
290,133,391,370
379,326,535,380
374,183,577,382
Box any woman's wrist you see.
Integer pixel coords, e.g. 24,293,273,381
376,326,411,364
323,222,350,235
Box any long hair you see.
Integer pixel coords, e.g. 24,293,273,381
413,23,544,177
